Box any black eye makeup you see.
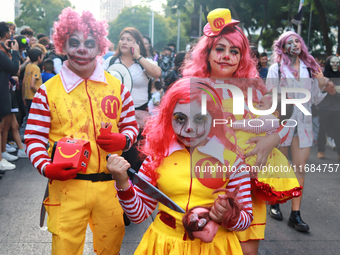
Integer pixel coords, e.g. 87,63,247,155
84,39,96,48
69,38,80,48
194,114,208,124
173,112,187,124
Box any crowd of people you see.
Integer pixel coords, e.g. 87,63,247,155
0,22,63,175
0,5,338,255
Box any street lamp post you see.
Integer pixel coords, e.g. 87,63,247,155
199,5,202,37
177,10,180,52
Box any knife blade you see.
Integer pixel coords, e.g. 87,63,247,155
106,154,185,213
40,181,49,227
40,141,57,227
127,168,185,213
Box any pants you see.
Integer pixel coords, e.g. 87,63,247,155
44,179,125,255
317,109,340,155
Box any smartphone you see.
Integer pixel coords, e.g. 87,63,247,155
130,47,134,54
7,35,14,48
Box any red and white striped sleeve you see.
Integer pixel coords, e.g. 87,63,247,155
118,84,139,149
116,156,158,224
224,157,253,231
24,85,51,175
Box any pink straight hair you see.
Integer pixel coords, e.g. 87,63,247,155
182,26,266,99
141,77,239,182
53,7,110,56
272,31,321,79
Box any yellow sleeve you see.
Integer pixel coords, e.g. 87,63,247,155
32,65,41,80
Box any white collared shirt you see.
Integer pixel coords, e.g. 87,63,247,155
59,59,107,93
266,60,324,148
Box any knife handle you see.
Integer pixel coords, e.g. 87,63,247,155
106,154,136,181
51,141,58,163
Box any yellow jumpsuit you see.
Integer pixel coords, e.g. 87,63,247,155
43,72,126,255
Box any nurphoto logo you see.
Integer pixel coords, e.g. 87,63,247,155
200,85,312,128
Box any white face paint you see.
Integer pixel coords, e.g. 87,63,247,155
284,35,301,56
172,101,212,148
209,37,241,79
330,56,340,72
63,30,100,76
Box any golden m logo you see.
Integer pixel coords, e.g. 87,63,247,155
194,157,229,190
101,95,120,119
105,100,118,115
213,18,225,29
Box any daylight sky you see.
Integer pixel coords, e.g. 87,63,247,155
70,0,166,19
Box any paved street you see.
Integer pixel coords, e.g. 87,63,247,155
0,145,339,255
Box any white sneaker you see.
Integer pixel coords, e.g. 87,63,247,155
2,151,18,161
7,141,18,149
17,149,28,158
6,143,16,153
331,139,336,149
0,158,16,170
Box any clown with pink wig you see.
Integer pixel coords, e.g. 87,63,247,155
24,7,138,254
266,31,328,233
181,8,303,255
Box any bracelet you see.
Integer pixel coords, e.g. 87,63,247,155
137,56,143,62
115,179,132,192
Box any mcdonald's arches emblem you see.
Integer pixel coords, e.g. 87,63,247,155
101,96,120,119
213,18,225,29
193,157,230,189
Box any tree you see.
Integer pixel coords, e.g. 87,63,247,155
336,0,340,55
166,0,340,55
15,0,72,35
108,6,190,51
313,0,332,56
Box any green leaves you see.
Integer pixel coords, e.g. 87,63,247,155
165,0,338,54
108,6,190,51
15,0,72,35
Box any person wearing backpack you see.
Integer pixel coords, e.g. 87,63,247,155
45,44,67,74
102,27,161,171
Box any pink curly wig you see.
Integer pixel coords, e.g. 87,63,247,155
182,26,267,99
272,31,320,79
53,7,110,56
141,77,239,183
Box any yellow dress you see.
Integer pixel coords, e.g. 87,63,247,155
222,98,302,242
136,142,246,255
